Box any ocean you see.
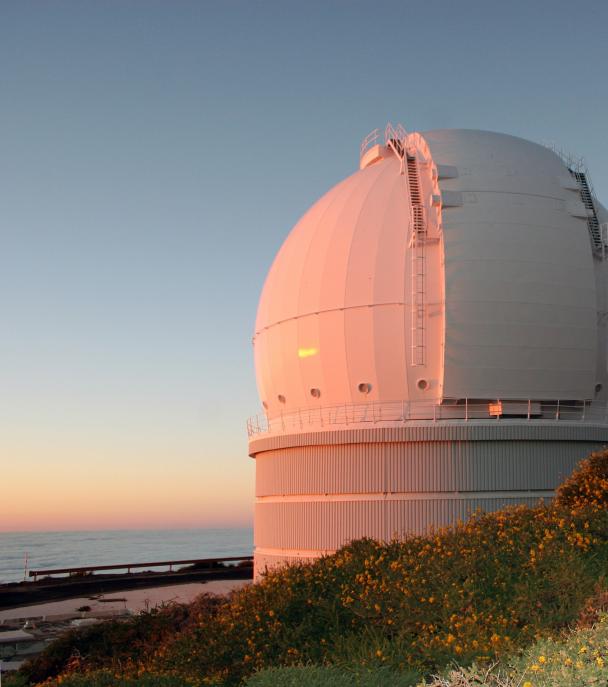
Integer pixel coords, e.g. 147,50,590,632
0,528,253,584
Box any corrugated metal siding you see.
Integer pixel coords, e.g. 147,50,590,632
256,440,604,496
255,495,544,551
255,501,385,550
386,496,541,538
256,443,384,496
249,424,608,454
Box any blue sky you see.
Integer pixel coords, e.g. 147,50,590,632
1,0,607,529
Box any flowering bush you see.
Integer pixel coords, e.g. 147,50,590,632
19,449,608,687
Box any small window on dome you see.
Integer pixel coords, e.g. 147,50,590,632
358,382,372,395
277,394,286,404
310,388,321,399
417,378,429,391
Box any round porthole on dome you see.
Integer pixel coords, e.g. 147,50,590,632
310,388,321,398
358,382,372,395
596,383,603,393
277,394,286,404
417,378,429,391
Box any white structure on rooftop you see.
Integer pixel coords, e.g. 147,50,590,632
248,126,608,577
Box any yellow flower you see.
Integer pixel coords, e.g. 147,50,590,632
530,664,540,672
523,682,533,687
538,655,546,664
596,656,604,667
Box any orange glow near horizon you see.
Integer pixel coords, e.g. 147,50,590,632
1,429,254,533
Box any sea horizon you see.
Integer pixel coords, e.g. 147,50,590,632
0,527,253,584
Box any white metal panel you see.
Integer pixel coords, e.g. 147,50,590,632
422,130,598,401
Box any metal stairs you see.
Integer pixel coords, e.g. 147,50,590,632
571,170,603,252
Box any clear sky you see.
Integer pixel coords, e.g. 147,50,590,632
1,0,607,531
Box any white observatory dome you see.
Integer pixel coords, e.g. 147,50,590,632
255,129,606,417
248,126,608,577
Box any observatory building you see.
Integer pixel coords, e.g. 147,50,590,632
247,126,608,577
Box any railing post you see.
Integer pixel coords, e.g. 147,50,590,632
556,400,560,421
433,403,437,422
402,399,406,422
465,398,468,421
527,399,531,421
582,400,586,422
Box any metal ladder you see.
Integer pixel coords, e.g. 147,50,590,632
382,123,428,365
407,154,427,366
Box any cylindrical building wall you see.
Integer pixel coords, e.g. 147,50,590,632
251,423,608,575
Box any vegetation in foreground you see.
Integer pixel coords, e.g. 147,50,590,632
8,450,608,687
245,609,608,687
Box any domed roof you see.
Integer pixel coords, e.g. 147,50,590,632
254,128,604,419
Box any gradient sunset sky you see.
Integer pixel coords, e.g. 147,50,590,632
1,0,607,531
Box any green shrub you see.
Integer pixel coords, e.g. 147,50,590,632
19,596,221,685
245,666,419,687
245,665,419,687
422,612,608,686
28,450,608,686
33,672,195,687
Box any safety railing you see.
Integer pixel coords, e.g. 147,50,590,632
359,122,410,163
359,128,381,160
247,399,608,437
29,556,254,581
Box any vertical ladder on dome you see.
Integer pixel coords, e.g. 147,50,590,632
384,123,428,366
407,154,427,366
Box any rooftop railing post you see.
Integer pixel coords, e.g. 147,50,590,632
582,399,586,422
556,400,560,421
465,398,468,421
527,399,531,421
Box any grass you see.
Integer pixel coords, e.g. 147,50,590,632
245,664,420,686
8,449,608,687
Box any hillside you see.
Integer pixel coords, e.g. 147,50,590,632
8,449,608,687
